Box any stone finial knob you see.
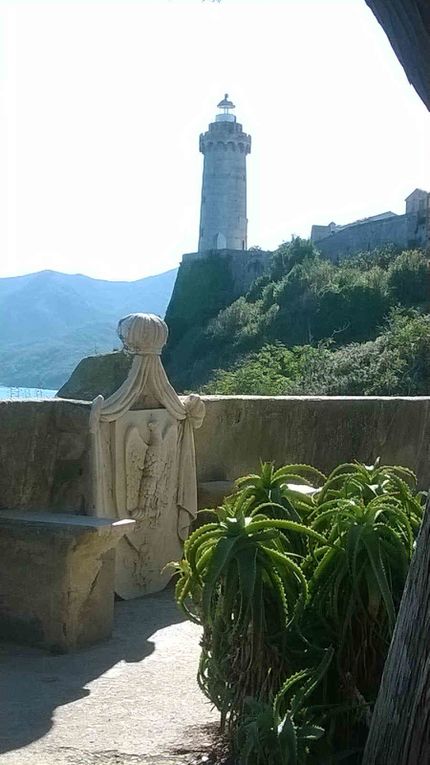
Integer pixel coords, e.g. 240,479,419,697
117,313,168,356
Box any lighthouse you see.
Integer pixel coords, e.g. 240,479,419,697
198,95,251,253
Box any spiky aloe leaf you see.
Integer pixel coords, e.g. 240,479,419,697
278,714,298,765
362,532,396,633
201,535,241,624
247,517,328,546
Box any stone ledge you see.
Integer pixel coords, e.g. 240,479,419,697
0,510,131,534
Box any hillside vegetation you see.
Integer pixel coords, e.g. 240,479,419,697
165,239,430,395
0,268,177,389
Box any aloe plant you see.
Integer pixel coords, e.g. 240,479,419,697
236,462,326,520
236,650,332,765
174,459,425,762
304,461,423,697
175,490,326,728
315,459,422,527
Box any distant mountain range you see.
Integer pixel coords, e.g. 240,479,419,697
0,268,178,389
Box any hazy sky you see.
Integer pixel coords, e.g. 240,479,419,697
1,0,429,281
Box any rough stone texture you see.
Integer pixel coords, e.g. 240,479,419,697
57,351,132,401
0,399,91,514
0,588,218,764
194,396,430,490
363,494,430,764
0,512,134,651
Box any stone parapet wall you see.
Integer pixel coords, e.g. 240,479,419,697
194,396,430,490
0,395,429,514
0,399,91,514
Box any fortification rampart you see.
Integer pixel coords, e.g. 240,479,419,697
315,211,427,259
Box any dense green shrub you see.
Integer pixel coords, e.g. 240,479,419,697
270,237,320,282
387,249,430,306
202,343,323,395
205,311,430,396
246,274,272,303
165,238,430,393
207,297,262,351
174,460,425,762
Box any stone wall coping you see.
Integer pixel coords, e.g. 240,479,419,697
0,510,134,535
4,394,430,405
0,398,90,404
199,395,430,402
2,395,430,407
45,398,91,405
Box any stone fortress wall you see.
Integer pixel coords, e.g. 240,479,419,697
311,188,429,260
1,395,429,517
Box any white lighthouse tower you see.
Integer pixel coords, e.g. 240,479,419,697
198,95,251,253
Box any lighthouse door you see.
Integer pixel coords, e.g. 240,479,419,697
214,232,227,250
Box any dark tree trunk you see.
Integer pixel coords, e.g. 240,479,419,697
363,496,430,764
365,1,430,111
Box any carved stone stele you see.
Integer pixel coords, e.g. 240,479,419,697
89,313,205,599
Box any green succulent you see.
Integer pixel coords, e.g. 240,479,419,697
174,459,425,761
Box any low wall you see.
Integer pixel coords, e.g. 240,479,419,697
195,396,430,489
0,396,429,514
0,399,91,513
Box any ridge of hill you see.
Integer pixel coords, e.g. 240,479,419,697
0,267,178,389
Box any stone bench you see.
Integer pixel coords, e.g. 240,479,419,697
0,511,134,652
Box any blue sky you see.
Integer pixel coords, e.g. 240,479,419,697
1,0,429,281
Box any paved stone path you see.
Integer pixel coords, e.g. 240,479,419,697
0,587,219,764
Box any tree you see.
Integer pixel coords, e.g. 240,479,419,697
363,495,430,764
270,236,319,281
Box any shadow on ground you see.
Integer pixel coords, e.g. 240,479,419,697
0,586,185,756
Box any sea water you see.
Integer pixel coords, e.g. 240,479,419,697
0,386,58,399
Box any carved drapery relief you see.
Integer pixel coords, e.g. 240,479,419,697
89,313,205,598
